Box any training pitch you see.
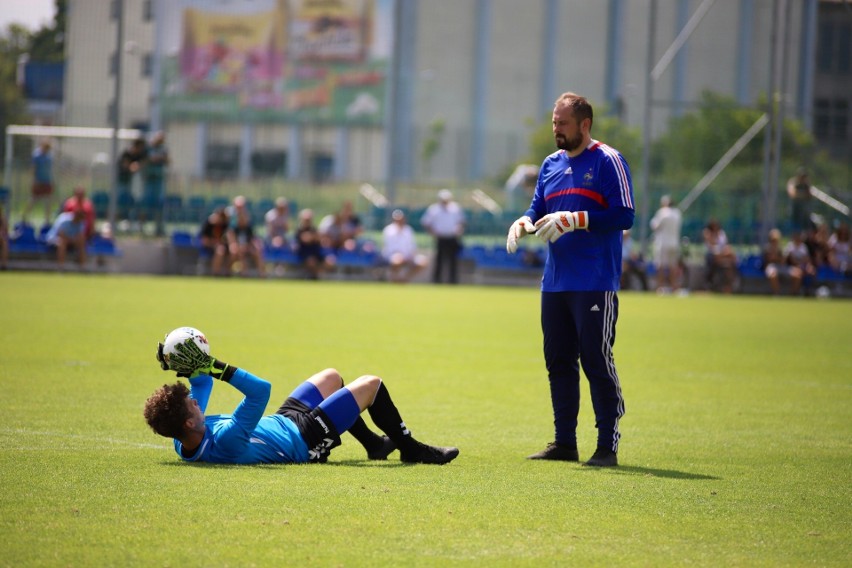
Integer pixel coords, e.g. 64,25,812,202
0,273,850,566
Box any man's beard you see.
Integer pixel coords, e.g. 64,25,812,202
555,132,583,152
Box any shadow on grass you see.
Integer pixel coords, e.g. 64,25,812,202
159,459,410,469
589,464,720,480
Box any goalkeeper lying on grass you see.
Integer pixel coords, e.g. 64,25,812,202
144,329,459,465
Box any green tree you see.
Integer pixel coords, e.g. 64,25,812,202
29,0,67,63
525,106,642,169
0,1,65,176
0,24,33,169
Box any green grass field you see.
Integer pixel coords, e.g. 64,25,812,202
1,273,850,567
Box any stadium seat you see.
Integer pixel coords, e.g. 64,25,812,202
163,194,184,223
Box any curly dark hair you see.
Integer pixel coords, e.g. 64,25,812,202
144,382,191,439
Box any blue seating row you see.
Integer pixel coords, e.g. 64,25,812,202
8,222,121,258
170,231,379,269
460,244,546,272
91,192,296,225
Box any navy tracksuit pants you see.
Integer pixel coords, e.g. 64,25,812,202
541,290,625,452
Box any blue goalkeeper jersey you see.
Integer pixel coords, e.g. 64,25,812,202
174,370,310,464
525,140,635,292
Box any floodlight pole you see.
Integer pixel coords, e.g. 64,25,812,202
108,0,125,229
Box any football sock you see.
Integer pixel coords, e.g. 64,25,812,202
367,381,418,454
347,417,385,452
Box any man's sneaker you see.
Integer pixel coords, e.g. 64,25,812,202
367,436,396,460
400,442,460,465
527,442,579,461
583,447,618,467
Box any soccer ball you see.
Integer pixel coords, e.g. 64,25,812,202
162,327,210,364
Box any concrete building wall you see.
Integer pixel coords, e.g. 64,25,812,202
60,0,821,185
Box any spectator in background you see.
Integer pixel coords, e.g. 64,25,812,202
319,201,363,252
227,196,266,278
703,219,738,293
786,168,815,232
45,207,87,270
805,223,831,270
650,195,683,293
117,138,148,228
0,203,8,270
421,189,465,284
784,230,816,295
827,223,850,275
62,187,96,240
144,131,170,236
620,229,648,291
381,209,427,283
200,207,231,276
295,209,334,280
264,197,291,250
763,228,801,296
23,139,55,226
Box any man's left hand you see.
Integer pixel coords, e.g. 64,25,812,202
535,211,588,243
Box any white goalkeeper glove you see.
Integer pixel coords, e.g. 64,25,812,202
506,216,536,253
535,211,589,243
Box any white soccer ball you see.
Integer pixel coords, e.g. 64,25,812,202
162,327,210,364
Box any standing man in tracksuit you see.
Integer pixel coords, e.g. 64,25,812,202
506,92,635,467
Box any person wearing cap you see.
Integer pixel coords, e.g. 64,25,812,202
420,189,465,284
381,209,427,283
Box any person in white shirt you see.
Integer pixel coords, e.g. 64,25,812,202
650,195,683,292
382,209,427,283
264,197,291,249
420,189,465,284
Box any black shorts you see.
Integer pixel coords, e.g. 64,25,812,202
276,397,342,463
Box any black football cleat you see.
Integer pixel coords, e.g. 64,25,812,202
583,447,618,467
367,436,396,460
400,442,460,465
527,442,579,461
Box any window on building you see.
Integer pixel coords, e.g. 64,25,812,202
838,23,850,74
834,100,849,142
206,144,240,179
817,22,834,73
110,0,119,21
814,99,831,139
142,53,152,78
143,0,153,22
251,150,288,177
109,51,118,76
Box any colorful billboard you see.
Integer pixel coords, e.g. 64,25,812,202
161,0,389,125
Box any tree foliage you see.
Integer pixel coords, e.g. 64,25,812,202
0,0,66,169
525,105,642,169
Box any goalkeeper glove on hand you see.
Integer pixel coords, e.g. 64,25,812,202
169,338,232,381
535,211,589,243
506,216,536,253
156,342,169,371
